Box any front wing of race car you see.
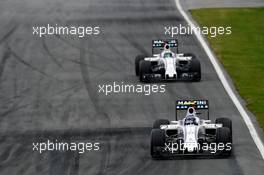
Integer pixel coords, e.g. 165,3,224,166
152,143,232,159
141,72,198,82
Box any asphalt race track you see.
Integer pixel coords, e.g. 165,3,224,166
0,0,263,174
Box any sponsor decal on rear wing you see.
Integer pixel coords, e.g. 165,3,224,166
152,39,178,48
152,39,178,54
176,100,209,110
175,100,209,120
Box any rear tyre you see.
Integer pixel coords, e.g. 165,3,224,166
216,127,232,156
139,61,151,82
150,129,166,158
190,59,201,81
135,55,146,76
216,118,232,142
153,119,170,129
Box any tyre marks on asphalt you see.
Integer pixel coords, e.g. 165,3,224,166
120,33,149,56
0,126,153,174
0,48,11,81
0,0,260,175
48,143,80,175
79,38,115,175
6,44,53,79
0,26,17,81
0,25,17,46
102,36,133,69
54,34,118,72
42,37,65,70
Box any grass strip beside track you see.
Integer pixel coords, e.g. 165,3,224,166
191,8,264,129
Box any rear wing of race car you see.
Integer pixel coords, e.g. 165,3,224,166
152,39,178,55
175,100,209,120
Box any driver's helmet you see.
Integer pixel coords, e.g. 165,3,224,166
188,107,195,114
184,107,197,125
164,44,170,50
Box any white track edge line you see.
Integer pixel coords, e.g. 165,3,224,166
175,0,264,159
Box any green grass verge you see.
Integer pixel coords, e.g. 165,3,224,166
191,8,264,129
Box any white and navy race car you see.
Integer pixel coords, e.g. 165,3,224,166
135,39,201,82
150,100,232,159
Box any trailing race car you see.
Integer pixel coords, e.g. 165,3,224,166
135,39,201,82
150,100,232,159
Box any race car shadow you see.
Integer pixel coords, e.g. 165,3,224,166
152,151,235,160
140,79,202,84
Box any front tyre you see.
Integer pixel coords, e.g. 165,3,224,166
215,118,232,135
150,129,166,159
139,60,151,82
153,119,170,129
135,55,146,76
216,127,232,156
190,59,201,82
216,117,232,143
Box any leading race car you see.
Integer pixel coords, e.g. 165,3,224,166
150,100,232,159
135,39,201,82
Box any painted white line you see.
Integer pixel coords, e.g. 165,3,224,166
175,0,264,159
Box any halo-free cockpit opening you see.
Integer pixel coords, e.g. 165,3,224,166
163,52,173,58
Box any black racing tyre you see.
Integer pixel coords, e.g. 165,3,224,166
216,127,231,143
139,60,151,82
135,55,146,76
153,119,170,129
190,59,201,81
150,129,166,158
216,118,232,136
216,127,232,156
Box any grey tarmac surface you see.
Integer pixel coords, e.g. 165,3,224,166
184,0,264,9
0,0,263,175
